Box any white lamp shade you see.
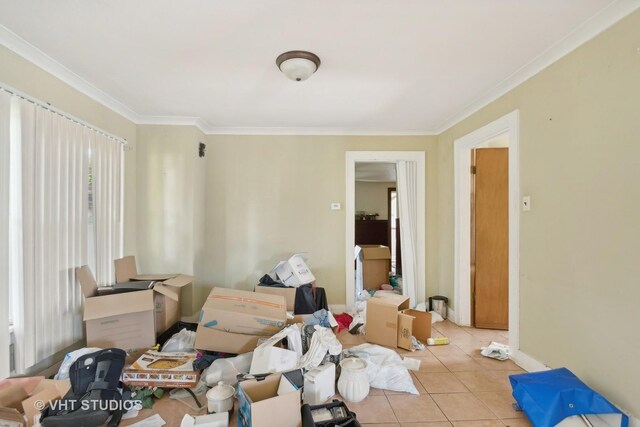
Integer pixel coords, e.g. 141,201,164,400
279,57,318,81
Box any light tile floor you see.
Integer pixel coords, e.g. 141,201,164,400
336,320,531,427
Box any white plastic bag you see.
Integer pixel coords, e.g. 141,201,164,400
55,347,102,380
161,328,196,352
298,326,342,370
203,352,253,386
480,341,510,360
347,344,418,394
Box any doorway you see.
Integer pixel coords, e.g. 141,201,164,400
346,151,425,309
454,111,520,349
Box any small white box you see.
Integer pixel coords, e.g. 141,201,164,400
303,363,336,405
272,253,315,287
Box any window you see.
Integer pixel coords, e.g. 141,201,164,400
1,86,124,375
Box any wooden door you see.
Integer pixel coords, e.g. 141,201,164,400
472,148,509,329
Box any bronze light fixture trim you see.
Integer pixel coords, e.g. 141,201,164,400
276,50,321,82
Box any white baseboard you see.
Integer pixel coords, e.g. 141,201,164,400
330,304,347,314
510,349,549,372
447,306,456,323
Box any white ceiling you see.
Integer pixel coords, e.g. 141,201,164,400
355,162,397,182
0,0,635,135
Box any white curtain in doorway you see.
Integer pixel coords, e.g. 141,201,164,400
396,160,418,307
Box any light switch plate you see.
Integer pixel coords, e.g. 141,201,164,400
330,203,341,210
522,196,531,211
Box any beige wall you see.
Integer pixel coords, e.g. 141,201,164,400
0,45,138,255
135,125,206,313
355,181,396,220
437,10,640,416
200,135,438,310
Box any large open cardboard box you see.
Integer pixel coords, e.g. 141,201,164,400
194,287,287,354
365,294,432,350
114,256,195,335
237,373,301,427
0,377,70,427
76,265,156,350
357,245,391,291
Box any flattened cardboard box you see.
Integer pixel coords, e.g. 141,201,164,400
114,256,195,334
76,265,156,350
237,373,301,427
0,377,70,427
199,287,287,336
123,350,199,388
365,294,432,350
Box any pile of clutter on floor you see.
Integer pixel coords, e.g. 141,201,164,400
5,253,627,427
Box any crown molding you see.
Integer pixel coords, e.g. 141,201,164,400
0,24,142,124
3,0,639,137
201,126,437,136
433,0,640,135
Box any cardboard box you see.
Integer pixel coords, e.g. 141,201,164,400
365,294,432,350
199,287,287,336
114,256,195,335
0,377,70,427
122,350,199,388
237,373,301,427
254,285,296,312
272,254,315,287
194,325,264,354
76,265,156,350
357,245,391,291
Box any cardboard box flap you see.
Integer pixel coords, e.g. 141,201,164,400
370,293,410,309
161,274,195,288
22,380,70,424
114,256,138,283
0,407,23,424
205,287,286,314
83,289,154,320
402,309,432,343
76,265,98,298
133,274,179,281
397,312,414,350
0,383,29,409
153,283,180,301
359,245,391,260
0,377,45,396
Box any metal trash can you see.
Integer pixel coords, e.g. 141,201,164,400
428,295,449,320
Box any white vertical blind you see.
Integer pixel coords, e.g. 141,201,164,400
92,132,122,286
396,160,418,307
2,88,124,374
0,91,11,379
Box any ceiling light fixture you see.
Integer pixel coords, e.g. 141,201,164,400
276,50,321,82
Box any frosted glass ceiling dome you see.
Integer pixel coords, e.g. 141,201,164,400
276,51,321,82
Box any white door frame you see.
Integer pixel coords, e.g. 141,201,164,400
454,110,520,350
345,151,426,309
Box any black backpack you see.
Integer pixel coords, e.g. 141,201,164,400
40,348,127,427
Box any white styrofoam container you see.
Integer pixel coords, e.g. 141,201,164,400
303,363,336,405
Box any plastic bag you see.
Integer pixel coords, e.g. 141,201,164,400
54,347,102,380
203,352,253,386
346,344,418,394
298,326,342,370
161,328,196,352
480,341,510,360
